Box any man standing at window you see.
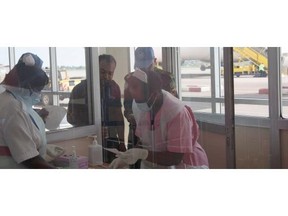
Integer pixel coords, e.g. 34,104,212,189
67,55,126,161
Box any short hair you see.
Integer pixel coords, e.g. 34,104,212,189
99,54,116,66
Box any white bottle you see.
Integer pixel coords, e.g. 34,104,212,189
88,135,103,166
69,146,79,169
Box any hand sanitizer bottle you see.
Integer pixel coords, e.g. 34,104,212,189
69,146,78,169
88,135,103,166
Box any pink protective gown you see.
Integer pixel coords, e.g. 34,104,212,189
132,90,209,169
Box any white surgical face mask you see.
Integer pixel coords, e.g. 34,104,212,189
136,102,151,112
136,93,157,112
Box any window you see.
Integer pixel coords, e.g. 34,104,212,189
180,47,213,114
281,47,288,118
0,47,10,83
55,47,88,129
14,47,89,130
232,47,269,117
179,47,269,118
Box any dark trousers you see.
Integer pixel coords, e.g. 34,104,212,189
127,124,141,169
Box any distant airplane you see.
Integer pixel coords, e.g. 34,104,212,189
154,47,268,64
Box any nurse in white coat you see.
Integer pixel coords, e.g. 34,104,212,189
0,53,56,168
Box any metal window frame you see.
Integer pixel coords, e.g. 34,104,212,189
223,47,236,169
49,47,60,106
268,47,281,168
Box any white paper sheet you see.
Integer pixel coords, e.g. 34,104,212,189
44,105,67,130
103,147,123,155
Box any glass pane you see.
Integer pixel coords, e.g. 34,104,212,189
153,47,162,68
15,47,50,68
180,47,213,114
56,47,86,93
56,47,88,129
0,47,9,84
232,47,269,117
185,101,212,113
281,47,288,118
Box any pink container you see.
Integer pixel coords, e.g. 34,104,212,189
53,155,89,169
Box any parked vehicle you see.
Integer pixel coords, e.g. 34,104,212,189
41,69,84,106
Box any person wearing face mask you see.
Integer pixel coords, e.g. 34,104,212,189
123,47,178,168
0,53,56,168
110,69,209,169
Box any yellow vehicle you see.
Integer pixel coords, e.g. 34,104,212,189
221,64,256,77
41,69,84,105
220,48,268,77
233,47,268,77
59,74,83,92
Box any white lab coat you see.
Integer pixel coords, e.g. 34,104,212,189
0,87,47,168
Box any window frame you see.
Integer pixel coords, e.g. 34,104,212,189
3,47,102,144
46,47,103,143
171,47,283,168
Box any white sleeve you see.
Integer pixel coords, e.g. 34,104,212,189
4,108,39,163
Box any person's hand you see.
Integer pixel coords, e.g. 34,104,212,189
116,148,148,165
37,108,49,123
109,158,128,169
118,142,127,152
126,114,136,126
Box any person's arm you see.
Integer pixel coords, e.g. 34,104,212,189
123,81,135,124
106,81,126,151
67,81,88,126
133,138,183,166
35,108,49,123
21,155,56,169
67,87,76,125
114,84,125,151
115,111,126,152
116,148,183,167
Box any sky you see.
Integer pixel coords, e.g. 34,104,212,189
0,47,86,67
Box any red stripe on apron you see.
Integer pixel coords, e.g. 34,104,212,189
0,146,12,156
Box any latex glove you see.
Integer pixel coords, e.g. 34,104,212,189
45,144,65,162
116,148,148,165
109,158,128,169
